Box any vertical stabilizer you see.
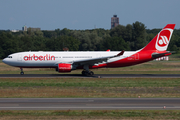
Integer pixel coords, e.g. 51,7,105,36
141,24,175,51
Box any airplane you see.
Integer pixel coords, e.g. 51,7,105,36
2,24,175,75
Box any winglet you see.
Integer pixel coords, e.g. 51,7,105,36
115,50,124,57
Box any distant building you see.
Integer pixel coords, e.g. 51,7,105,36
28,27,41,32
22,25,27,31
11,30,19,32
111,15,119,29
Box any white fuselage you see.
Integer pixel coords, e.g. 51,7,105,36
2,51,136,68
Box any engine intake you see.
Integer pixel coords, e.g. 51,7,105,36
58,63,72,72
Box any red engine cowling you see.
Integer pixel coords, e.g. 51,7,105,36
58,63,72,72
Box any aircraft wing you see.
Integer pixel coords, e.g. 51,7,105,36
73,50,124,66
151,51,172,58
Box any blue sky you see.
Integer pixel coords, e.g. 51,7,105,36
0,0,179,30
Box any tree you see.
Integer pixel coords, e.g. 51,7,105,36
110,25,126,38
46,35,80,51
102,36,130,51
132,21,147,50
0,32,18,58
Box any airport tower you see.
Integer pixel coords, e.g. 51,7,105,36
111,15,119,29
22,25,27,31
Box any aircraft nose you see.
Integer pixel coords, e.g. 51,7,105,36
2,58,8,64
2,58,6,63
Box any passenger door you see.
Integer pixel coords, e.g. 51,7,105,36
17,54,22,61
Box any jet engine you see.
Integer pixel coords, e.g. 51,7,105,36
58,63,72,72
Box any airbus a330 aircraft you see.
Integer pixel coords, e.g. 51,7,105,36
3,24,175,75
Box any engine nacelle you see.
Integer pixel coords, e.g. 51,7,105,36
58,63,72,72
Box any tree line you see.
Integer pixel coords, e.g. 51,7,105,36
0,21,180,59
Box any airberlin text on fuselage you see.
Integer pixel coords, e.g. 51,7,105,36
24,54,55,61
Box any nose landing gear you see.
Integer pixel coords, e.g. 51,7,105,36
20,68,24,75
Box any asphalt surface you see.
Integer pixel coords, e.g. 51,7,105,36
0,98,179,110
0,74,180,78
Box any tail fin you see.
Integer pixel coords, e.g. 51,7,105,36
141,24,175,51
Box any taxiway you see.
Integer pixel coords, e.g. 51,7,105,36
0,98,179,110
0,74,180,78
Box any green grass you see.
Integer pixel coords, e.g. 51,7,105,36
0,78,180,87
0,110,180,119
169,53,180,61
0,78,180,98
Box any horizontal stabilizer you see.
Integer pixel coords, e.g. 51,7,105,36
152,52,172,58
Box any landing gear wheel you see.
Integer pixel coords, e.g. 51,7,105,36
20,68,24,75
89,71,94,76
81,70,94,76
82,65,94,76
83,71,89,76
82,70,86,75
20,72,24,75
84,71,89,76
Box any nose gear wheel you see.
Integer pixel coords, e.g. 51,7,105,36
20,68,24,75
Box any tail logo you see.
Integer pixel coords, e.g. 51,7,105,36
158,36,168,45
155,28,173,51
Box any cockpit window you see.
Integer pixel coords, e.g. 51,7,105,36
7,56,12,58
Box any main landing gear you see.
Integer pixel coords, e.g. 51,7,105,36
82,70,94,76
81,65,94,76
20,68,24,75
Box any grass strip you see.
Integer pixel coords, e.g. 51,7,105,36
1,86,180,98
0,78,180,98
0,78,180,87
0,110,180,119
